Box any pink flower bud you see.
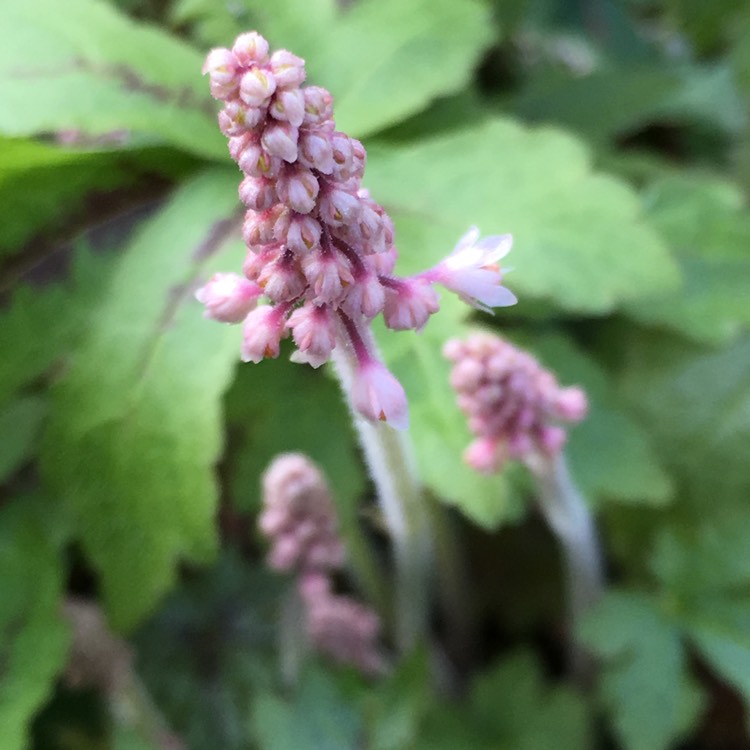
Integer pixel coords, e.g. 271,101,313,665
365,246,397,275
344,273,385,319
269,49,306,88
330,132,353,178
238,176,277,211
243,209,284,248
241,305,288,362
232,32,270,67
218,101,264,137
382,279,440,331
301,247,353,305
319,187,361,227
243,244,280,280
202,48,238,99
239,68,277,107
351,359,409,431
277,167,319,214
287,303,337,368
554,387,588,421
269,88,305,128
464,437,504,474
228,132,252,162
257,250,307,302
236,141,281,178
195,273,262,323
298,131,334,174
286,214,322,254
303,86,333,125
261,121,299,163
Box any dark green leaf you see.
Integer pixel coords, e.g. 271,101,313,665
0,396,47,483
0,499,71,750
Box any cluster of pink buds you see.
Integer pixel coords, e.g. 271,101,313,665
259,453,345,572
259,454,382,673
198,31,516,430
299,572,384,675
444,333,587,473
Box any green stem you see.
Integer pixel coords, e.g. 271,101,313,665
332,342,432,652
527,452,603,682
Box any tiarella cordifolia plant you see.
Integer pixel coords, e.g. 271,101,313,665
198,32,516,430
445,332,600,680
259,454,382,673
443,332,588,473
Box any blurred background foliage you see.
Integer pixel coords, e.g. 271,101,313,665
2,0,750,747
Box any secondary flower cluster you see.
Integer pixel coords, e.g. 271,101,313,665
259,454,383,673
198,31,515,429
444,333,587,473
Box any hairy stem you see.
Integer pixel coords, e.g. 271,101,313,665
527,452,604,683
331,340,432,652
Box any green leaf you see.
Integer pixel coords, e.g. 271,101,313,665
0,396,47,483
376,296,523,529
365,650,430,750
0,138,124,258
224,356,364,521
624,175,750,344
0,0,223,159
252,668,362,750
0,244,116,408
619,332,750,504
42,169,243,630
0,499,71,750
469,650,590,750
651,508,750,597
240,0,495,138
685,601,750,709
580,591,703,750
365,118,679,313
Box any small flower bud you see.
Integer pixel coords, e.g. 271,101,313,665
237,142,282,178
218,101,264,137
232,32,270,67
298,131,334,174
277,167,319,214
239,68,277,107
261,121,299,163
319,187,361,227
257,250,307,302
383,279,440,331
238,175,277,211
351,359,409,431
195,273,262,323
202,48,238,99
302,86,333,125
286,214,322,254
287,303,337,368
241,305,288,362
301,247,353,305
269,49,306,88
269,88,306,127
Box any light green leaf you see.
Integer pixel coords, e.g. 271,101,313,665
580,591,703,750
624,175,750,344
619,332,750,504
0,396,47,483
0,0,223,159
252,668,362,750
42,169,243,631
0,499,71,750
366,118,679,312
240,0,495,138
